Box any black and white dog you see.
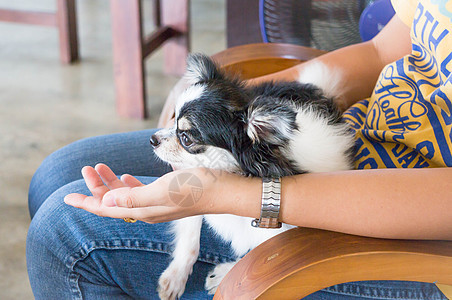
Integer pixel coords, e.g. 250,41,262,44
151,53,355,299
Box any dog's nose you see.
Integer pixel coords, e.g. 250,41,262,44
150,134,161,148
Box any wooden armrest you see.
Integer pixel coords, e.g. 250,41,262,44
213,228,452,299
212,43,326,79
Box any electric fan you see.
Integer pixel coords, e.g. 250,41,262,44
260,0,395,51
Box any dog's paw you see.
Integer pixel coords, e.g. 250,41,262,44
158,263,190,300
204,261,237,294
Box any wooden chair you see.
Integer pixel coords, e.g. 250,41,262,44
205,43,452,299
111,0,189,119
0,0,78,63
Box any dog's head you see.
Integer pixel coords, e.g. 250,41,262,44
151,53,299,176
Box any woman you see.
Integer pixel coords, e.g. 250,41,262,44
27,0,451,299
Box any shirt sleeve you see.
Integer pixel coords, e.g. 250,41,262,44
391,0,419,26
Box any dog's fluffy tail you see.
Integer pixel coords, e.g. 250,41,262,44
298,61,343,99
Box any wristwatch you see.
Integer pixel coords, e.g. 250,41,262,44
251,177,282,228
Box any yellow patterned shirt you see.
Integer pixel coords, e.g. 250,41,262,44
343,0,452,169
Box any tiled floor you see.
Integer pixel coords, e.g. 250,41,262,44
0,0,225,298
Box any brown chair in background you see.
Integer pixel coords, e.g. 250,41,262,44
206,43,452,299
111,0,189,119
0,0,189,119
111,0,258,120
0,0,78,64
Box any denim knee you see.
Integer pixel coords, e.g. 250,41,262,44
27,178,160,299
26,178,190,299
27,180,89,299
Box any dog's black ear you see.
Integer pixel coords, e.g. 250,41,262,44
185,53,224,84
245,97,297,144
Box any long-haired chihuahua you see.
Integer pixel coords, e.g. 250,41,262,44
151,53,355,299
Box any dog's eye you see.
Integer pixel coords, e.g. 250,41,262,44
180,132,193,147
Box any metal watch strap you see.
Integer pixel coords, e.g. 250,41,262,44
251,177,282,228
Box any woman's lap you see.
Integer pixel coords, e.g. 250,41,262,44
27,177,237,299
26,130,447,299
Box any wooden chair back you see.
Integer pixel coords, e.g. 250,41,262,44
212,43,325,79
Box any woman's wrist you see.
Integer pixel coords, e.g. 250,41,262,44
195,168,303,227
198,169,262,218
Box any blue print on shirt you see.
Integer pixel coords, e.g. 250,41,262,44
431,0,452,22
397,58,452,165
345,2,452,169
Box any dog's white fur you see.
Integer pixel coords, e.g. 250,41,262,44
157,62,352,299
298,61,344,99
175,85,206,118
153,126,240,173
289,107,353,172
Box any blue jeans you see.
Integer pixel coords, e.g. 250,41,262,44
26,129,447,299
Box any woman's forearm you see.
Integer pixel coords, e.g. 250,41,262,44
207,168,452,241
66,165,451,241
249,41,384,111
249,16,412,111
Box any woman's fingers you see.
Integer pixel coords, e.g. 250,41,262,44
64,193,102,211
65,164,177,222
64,193,141,219
81,166,110,199
121,174,144,188
95,163,144,189
77,164,148,208
102,185,167,208
66,166,209,224
95,163,127,190
81,164,128,199
64,191,176,223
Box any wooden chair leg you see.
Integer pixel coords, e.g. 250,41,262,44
56,0,79,63
161,0,190,76
110,0,189,118
153,0,161,28
111,0,147,119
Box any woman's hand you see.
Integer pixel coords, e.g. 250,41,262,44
64,163,216,223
